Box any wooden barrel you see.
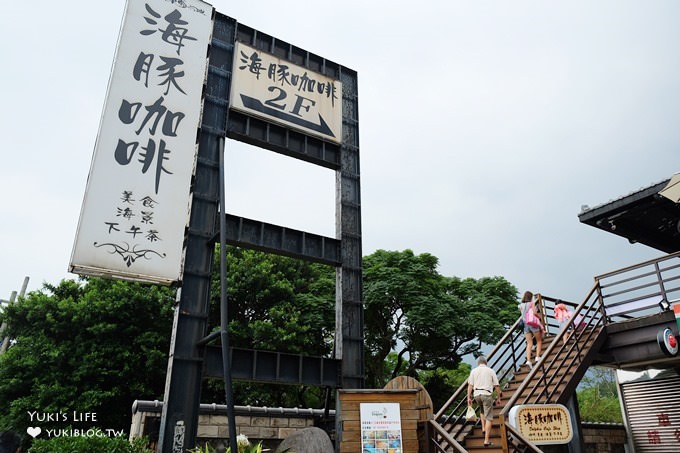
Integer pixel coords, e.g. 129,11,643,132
383,375,434,422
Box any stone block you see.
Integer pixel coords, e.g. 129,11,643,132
210,415,228,426
289,417,308,427
238,426,261,437
278,428,298,439
235,416,251,426
270,417,289,427
197,424,219,438
259,427,278,439
251,417,269,427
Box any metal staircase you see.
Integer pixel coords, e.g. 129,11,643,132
426,251,680,452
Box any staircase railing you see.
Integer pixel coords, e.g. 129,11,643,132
498,282,607,450
429,311,526,451
428,286,606,451
428,252,680,452
595,250,680,323
426,421,468,453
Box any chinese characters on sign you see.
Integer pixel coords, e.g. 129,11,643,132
70,0,213,285
645,411,680,446
98,191,164,267
509,404,573,445
359,403,403,453
229,42,343,143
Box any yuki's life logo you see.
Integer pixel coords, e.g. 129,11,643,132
26,411,124,438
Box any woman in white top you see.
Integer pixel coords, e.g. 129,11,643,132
518,290,543,368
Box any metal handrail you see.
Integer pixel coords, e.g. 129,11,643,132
595,251,680,322
432,316,527,445
428,419,468,452
595,250,680,280
500,416,542,453
502,282,603,410
434,316,524,420
496,283,604,453
430,285,604,451
431,314,534,449
428,251,680,452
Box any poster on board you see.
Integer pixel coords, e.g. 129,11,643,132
360,403,403,453
70,0,213,285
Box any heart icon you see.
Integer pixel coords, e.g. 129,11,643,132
27,426,41,438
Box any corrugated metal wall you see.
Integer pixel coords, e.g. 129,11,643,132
620,371,680,452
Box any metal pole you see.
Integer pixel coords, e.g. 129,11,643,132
0,277,29,355
0,291,17,355
218,136,238,453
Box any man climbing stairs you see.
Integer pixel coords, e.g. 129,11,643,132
429,289,607,452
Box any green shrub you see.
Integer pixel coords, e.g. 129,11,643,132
28,435,152,453
189,434,278,453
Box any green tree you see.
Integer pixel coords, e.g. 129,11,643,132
212,247,335,355
577,366,623,423
0,278,174,436
0,245,521,446
203,247,336,407
363,249,517,388
419,363,472,410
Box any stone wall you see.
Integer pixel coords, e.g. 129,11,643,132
199,412,314,441
131,401,628,452
130,400,333,450
581,423,627,453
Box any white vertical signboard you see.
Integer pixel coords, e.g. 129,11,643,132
360,403,403,452
230,42,343,143
70,0,213,285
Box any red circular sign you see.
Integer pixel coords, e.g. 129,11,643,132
657,328,679,357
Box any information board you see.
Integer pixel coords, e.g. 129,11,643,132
359,403,403,453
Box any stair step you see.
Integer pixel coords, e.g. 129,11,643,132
507,368,573,385
434,320,606,451
466,444,504,451
464,427,504,452
506,373,573,391
466,434,501,447
466,445,504,452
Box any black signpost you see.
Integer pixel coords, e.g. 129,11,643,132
158,12,362,453
157,14,235,452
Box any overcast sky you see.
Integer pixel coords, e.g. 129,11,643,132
2,0,678,305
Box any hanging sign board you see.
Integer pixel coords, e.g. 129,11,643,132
508,404,573,445
229,41,343,143
359,402,403,451
70,0,213,285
